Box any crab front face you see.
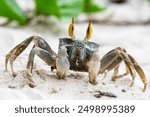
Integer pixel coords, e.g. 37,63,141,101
59,38,99,71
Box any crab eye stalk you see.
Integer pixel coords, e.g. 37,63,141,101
68,17,75,40
84,20,93,42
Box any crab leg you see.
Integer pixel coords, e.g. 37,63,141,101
111,65,119,81
5,36,34,76
5,35,56,76
99,47,147,92
111,64,130,81
99,48,123,75
27,47,56,75
119,52,136,87
124,61,135,87
128,54,147,92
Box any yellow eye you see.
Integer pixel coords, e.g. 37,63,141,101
84,20,93,42
68,17,75,40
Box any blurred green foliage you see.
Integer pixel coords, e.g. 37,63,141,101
35,0,105,19
83,0,105,13
58,0,84,18
0,0,105,24
0,0,27,24
35,0,59,16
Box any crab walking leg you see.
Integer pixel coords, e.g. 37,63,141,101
125,61,135,87
128,54,147,92
5,36,34,76
111,64,130,81
27,47,56,75
26,46,35,75
99,48,123,75
120,52,136,87
5,35,56,76
134,64,147,92
111,65,119,81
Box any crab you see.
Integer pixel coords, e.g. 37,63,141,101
5,17,147,92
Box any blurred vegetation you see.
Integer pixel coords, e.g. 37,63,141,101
0,0,105,25
0,0,27,24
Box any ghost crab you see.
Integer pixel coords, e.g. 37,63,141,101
5,17,147,92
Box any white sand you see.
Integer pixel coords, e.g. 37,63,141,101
0,0,150,100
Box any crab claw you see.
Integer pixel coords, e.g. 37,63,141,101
68,17,75,40
84,20,93,42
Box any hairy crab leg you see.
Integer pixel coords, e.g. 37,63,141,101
128,54,147,92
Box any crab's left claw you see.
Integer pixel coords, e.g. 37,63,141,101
84,20,93,42
68,17,75,40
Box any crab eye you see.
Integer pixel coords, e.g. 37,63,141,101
68,17,75,40
84,20,93,42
